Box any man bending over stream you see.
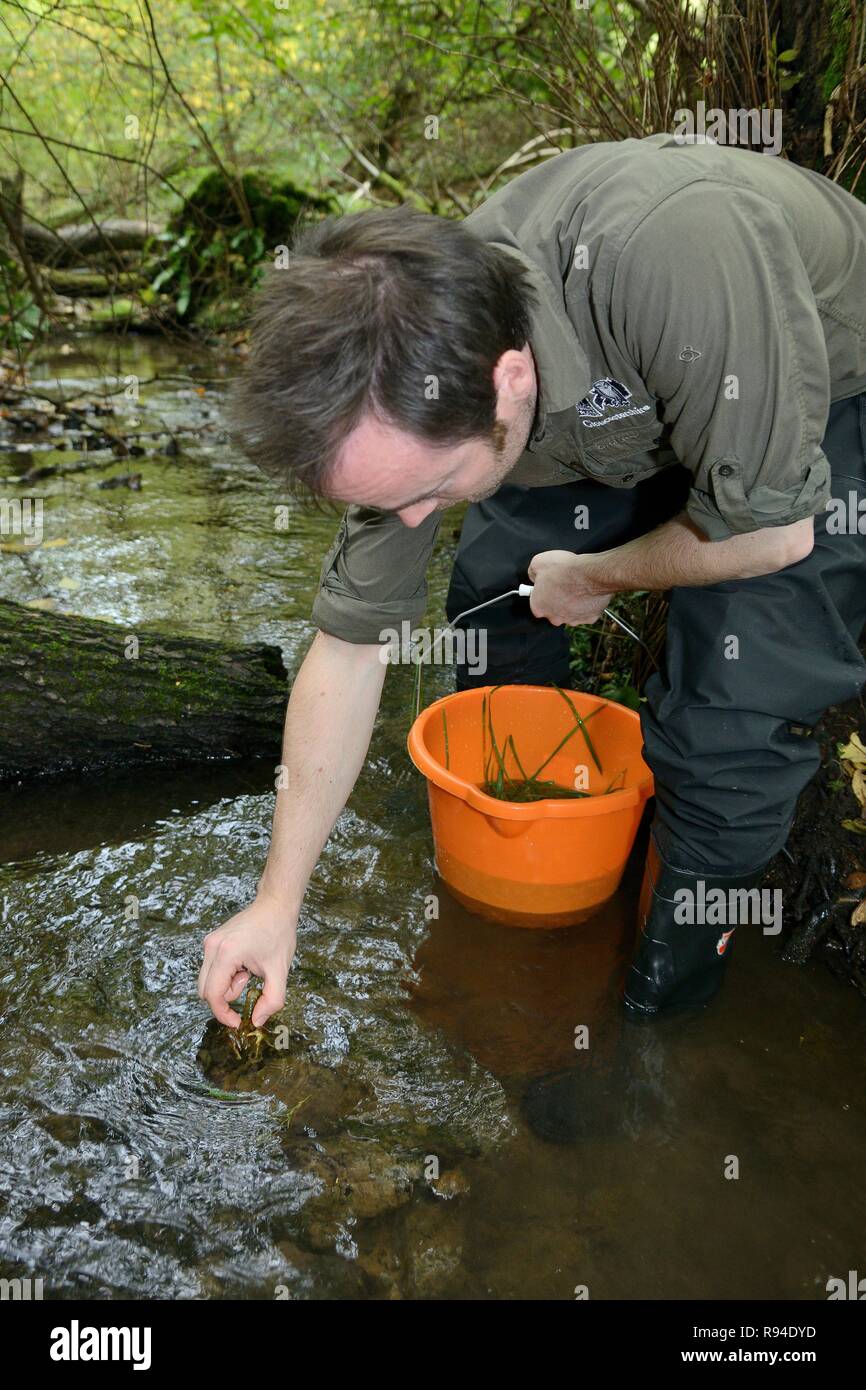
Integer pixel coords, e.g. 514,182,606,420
198,133,866,1044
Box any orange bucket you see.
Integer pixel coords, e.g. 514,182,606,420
407,685,653,927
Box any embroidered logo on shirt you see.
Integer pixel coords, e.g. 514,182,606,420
576,377,653,430
578,377,631,417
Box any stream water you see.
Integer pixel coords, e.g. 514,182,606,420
1,334,864,1300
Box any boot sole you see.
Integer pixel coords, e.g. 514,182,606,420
621,967,726,1021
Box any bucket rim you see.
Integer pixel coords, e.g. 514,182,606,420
407,684,654,820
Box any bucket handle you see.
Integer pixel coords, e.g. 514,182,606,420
484,814,531,839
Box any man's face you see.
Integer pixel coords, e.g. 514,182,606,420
325,346,538,527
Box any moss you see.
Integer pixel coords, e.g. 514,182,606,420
156,168,334,322
822,0,852,103
171,170,331,244
819,0,865,202
0,598,287,778
86,298,145,329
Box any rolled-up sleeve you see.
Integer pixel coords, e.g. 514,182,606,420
611,183,832,539
311,504,442,644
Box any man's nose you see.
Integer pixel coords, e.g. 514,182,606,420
397,500,439,527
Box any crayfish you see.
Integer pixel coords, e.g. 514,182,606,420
225,984,274,1062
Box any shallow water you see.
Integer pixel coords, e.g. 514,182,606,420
1,335,864,1299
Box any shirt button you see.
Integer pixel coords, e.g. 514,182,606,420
717,464,735,477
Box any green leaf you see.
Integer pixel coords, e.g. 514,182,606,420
176,276,191,317
150,265,175,292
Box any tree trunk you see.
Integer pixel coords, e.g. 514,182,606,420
21,218,165,267
0,599,288,781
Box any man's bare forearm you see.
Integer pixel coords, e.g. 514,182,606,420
578,513,815,594
256,630,386,909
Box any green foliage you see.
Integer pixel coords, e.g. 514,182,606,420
151,168,332,324
2,1,859,339
597,680,641,711
0,0,564,240
767,32,803,96
821,0,864,202
0,253,41,349
567,590,663,706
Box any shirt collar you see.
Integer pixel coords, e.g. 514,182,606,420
491,242,591,452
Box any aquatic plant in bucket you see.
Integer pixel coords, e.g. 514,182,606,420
408,685,654,927
476,684,628,802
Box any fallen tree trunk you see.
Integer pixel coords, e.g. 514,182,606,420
0,599,288,781
21,218,165,267
43,267,146,297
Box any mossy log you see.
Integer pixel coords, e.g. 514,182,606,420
44,268,146,297
0,598,288,781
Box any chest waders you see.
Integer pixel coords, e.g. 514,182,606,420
445,393,866,1024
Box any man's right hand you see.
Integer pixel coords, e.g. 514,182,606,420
196,630,388,1030
198,893,297,1028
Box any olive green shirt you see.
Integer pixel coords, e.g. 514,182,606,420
312,134,866,644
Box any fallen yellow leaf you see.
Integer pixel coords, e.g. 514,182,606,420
838,732,866,768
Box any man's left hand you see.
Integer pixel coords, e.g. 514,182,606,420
527,550,614,627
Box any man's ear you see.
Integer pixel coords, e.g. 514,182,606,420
492,345,535,404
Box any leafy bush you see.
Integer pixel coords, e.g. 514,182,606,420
0,250,41,349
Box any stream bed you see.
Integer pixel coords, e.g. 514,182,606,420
1,334,864,1300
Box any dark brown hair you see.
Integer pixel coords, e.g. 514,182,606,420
227,206,536,493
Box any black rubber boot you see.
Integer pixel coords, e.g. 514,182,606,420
622,835,766,1019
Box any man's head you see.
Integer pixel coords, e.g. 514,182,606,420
229,207,539,526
